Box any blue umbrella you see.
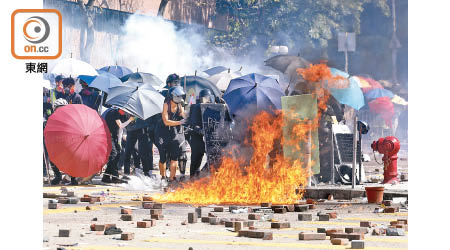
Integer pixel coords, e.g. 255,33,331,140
328,76,365,110
223,73,285,118
99,65,133,78
203,66,228,76
364,88,394,101
79,72,122,93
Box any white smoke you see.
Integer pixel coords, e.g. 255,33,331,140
116,14,278,84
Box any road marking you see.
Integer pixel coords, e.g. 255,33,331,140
145,237,407,250
68,246,173,250
43,201,141,215
200,231,407,243
340,217,406,222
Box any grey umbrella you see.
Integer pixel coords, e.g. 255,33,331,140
264,55,311,94
105,81,165,120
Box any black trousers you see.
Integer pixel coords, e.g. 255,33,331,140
105,137,121,177
124,129,152,175
188,133,205,177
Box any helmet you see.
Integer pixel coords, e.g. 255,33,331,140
53,98,68,110
166,73,180,85
199,89,214,104
168,86,185,104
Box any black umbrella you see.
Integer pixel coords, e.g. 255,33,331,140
163,75,222,100
264,55,311,94
105,81,165,120
120,72,164,90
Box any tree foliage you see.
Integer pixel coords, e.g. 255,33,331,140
211,0,390,54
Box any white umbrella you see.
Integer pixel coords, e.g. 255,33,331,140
208,71,243,91
50,58,98,78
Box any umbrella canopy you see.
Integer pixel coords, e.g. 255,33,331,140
208,71,243,91
50,58,98,77
106,81,165,120
223,73,285,117
368,97,395,128
203,66,228,76
99,65,133,78
120,72,164,90
172,75,222,99
328,76,365,110
364,88,395,101
352,76,371,88
43,104,112,177
357,76,383,93
79,72,122,93
391,95,408,105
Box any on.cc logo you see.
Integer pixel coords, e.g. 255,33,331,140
23,16,50,44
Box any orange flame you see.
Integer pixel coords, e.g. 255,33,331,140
152,63,333,205
297,63,348,89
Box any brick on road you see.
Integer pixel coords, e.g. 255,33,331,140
298,213,313,221
331,238,349,245
298,232,326,240
271,222,290,229
121,233,134,240
188,212,198,223
351,240,365,249
120,214,133,221
59,229,70,237
137,221,152,228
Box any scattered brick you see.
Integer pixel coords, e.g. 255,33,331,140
137,221,152,228
327,212,338,219
142,202,154,209
225,221,234,227
331,233,364,241
238,230,249,237
372,228,381,235
121,233,134,241
331,238,349,245
351,240,365,249
299,232,326,240
308,204,316,209
397,219,408,225
214,207,224,212
195,207,202,217
93,224,105,231
317,228,326,233
80,197,93,202
151,214,164,220
298,213,313,221
234,221,244,232
188,212,198,223
326,228,344,236
143,196,153,201
395,224,408,231
382,200,393,206
120,214,133,221
48,203,60,209
201,217,210,223
208,212,217,217
271,222,290,229
306,199,316,204
153,203,164,209
262,232,273,240
150,209,162,215
360,221,372,228
248,214,262,220
285,205,295,212
105,224,116,230
59,229,70,237
384,207,397,213
244,221,254,227
294,204,309,212
386,228,405,236
58,198,68,204
345,227,368,234
319,214,330,221
274,207,287,214
261,202,272,207
121,208,132,215
43,193,58,198
86,206,91,210
66,191,75,197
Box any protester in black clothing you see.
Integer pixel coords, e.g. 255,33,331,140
79,79,100,110
56,77,82,104
123,117,153,177
102,108,134,184
158,86,186,183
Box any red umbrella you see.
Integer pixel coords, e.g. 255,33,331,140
368,97,394,128
44,104,112,177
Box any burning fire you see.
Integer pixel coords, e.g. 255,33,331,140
152,63,334,205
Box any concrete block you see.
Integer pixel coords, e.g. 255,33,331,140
66,191,75,197
195,207,202,217
188,212,198,223
331,233,364,241
93,224,105,231
225,221,234,227
153,203,164,209
386,228,405,236
229,206,238,212
298,213,313,221
360,221,372,228
58,198,69,204
274,207,287,214
331,238,349,245
201,217,210,223
48,203,60,209
142,202,154,209
120,214,133,221
384,207,397,213
319,214,330,221
209,217,220,225
345,227,368,234
214,206,224,212
59,229,70,237
238,230,249,237
262,232,273,240
142,219,156,226
308,204,316,209
294,205,309,212
351,240,365,249
299,232,326,240
234,221,244,232
137,221,152,228
271,222,290,229
317,228,326,233
80,197,93,202
150,209,162,215
121,233,134,240
248,214,262,220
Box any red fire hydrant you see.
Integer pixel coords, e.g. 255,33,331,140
371,136,401,184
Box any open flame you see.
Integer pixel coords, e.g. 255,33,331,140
152,63,335,205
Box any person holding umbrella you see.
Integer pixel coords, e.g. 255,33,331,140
157,86,187,184
102,108,134,184
79,79,100,110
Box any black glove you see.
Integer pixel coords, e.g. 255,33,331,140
215,96,226,104
193,125,203,135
